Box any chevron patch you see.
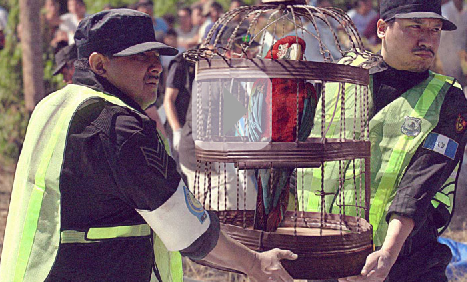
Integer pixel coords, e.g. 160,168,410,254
141,140,168,179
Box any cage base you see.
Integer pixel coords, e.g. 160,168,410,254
197,211,373,280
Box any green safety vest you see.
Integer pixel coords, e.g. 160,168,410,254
298,58,462,246
0,84,183,282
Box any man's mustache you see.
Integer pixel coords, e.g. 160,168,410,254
146,74,160,80
412,46,435,56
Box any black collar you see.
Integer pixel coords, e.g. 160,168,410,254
72,67,146,114
369,59,431,113
369,59,430,82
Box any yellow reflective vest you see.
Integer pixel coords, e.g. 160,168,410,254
0,84,182,282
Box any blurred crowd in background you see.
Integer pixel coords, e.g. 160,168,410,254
0,0,465,93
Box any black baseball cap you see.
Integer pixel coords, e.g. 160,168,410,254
380,0,456,30
74,9,178,59
53,44,77,76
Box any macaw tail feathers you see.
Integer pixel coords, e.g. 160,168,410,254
254,168,293,232
297,82,319,141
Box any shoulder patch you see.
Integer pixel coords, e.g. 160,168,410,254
423,132,458,160
455,114,467,134
401,116,422,137
140,139,168,178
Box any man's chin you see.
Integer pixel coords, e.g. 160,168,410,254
406,60,434,72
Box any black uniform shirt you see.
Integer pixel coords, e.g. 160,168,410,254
47,68,219,282
370,61,467,242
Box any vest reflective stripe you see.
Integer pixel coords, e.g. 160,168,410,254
432,163,458,208
0,84,182,282
153,235,183,282
153,124,183,282
1,87,99,282
60,224,152,243
369,73,453,245
15,100,75,281
87,224,151,240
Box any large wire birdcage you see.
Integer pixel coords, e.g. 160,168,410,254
184,0,377,279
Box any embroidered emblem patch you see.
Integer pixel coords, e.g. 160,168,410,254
401,116,422,137
140,138,168,179
423,132,458,160
183,186,207,223
455,114,467,134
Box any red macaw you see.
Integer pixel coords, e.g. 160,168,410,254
248,36,319,231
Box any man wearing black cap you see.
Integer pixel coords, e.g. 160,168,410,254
0,9,297,282
335,0,467,281
52,44,77,84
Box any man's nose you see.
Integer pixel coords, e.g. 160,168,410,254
149,56,162,73
418,28,437,47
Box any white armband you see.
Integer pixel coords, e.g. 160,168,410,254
137,181,210,251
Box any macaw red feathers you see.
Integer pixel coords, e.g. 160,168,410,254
265,36,307,60
262,79,310,142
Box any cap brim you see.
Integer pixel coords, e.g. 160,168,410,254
52,61,66,76
113,42,179,56
394,12,457,30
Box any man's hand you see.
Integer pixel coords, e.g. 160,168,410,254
172,128,182,151
339,215,414,282
204,231,297,282
246,248,298,282
338,249,397,282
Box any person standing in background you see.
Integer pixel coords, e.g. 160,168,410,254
136,0,169,42
59,0,87,44
177,28,259,210
347,0,378,35
192,4,205,34
176,6,198,51
0,5,8,33
197,0,214,43
203,1,224,39
52,43,77,84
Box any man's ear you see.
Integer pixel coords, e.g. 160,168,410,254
89,52,108,76
377,19,388,39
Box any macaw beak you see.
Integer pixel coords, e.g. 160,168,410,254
286,43,302,60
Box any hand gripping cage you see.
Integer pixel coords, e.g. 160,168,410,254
184,0,378,279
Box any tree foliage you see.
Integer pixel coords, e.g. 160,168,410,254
0,1,27,164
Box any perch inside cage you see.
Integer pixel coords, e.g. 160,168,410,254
185,0,375,279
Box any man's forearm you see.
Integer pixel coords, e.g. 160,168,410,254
203,230,256,275
381,214,414,257
203,230,296,281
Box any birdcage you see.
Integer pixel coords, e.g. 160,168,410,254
184,0,376,279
